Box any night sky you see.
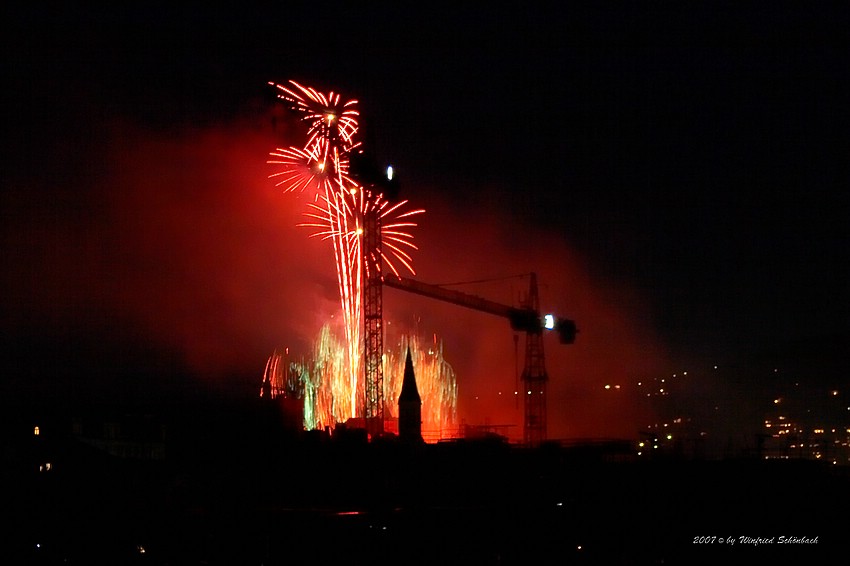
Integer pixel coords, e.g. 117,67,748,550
2,2,848,439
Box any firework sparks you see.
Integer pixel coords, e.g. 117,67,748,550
270,80,360,162
268,80,364,414
300,188,425,277
266,80,426,426
265,324,458,438
266,146,339,195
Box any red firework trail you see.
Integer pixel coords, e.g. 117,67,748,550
300,187,424,277
269,80,360,164
266,80,425,422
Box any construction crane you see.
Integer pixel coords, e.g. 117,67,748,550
382,273,577,446
352,156,576,444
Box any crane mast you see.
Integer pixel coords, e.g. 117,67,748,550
362,195,384,438
520,273,547,446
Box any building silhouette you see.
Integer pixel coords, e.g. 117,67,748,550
398,347,422,443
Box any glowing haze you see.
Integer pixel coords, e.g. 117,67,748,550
2,98,670,439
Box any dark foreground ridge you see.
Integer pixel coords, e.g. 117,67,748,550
4,397,846,565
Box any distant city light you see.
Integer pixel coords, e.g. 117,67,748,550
636,365,850,464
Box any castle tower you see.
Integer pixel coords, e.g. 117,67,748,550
398,347,422,443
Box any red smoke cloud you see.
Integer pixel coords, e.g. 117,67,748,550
94,118,345,384
3,110,670,437
2,112,340,398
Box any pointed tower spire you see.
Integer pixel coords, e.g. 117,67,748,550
398,346,422,442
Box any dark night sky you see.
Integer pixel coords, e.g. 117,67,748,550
2,2,848,438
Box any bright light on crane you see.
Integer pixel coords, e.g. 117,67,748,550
543,314,555,330
386,165,394,181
